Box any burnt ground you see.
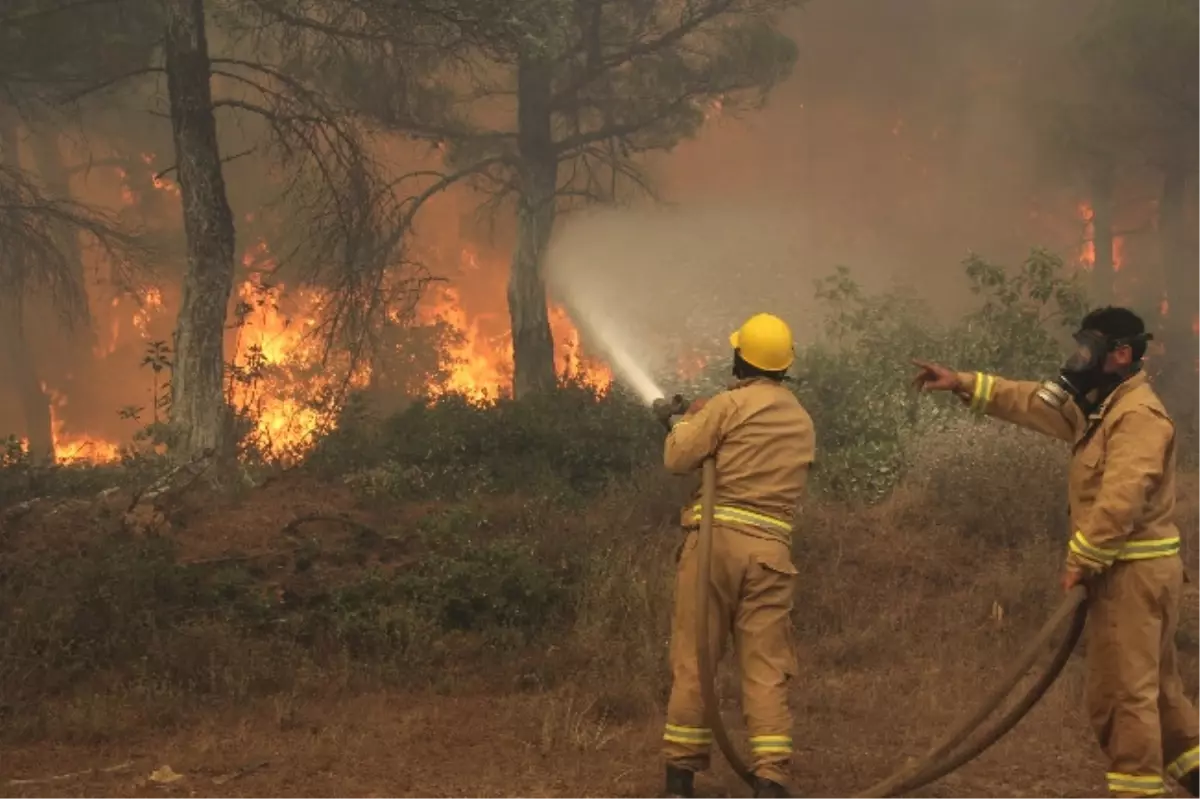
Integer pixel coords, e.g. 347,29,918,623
0,661,1137,798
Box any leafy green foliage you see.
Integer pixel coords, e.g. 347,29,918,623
313,380,662,502
792,249,1088,502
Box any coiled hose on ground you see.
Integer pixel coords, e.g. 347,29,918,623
694,457,1089,797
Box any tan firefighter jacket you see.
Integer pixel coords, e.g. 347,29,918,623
663,377,816,544
958,369,1181,574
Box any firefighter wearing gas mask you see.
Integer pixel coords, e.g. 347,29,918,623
913,306,1199,799
651,313,815,799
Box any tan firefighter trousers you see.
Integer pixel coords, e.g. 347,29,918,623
1087,557,1200,797
663,524,799,785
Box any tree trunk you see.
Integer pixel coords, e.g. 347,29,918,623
162,0,237,459
508,55,558,399
0,115,55,463
1088,160,1115,306
0,298,55,463
1155,164,1198,429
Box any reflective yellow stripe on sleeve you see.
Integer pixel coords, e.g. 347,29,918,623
1070,532,1183,565
1069,531,1119,567
1106,772,1166,797
1167,745,1200,780
970,372,996,414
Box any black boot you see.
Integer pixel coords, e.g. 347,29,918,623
665,765,694,798
1185,767,1198,798
753,776,790,798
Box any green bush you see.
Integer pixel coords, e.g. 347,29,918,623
789,249,1087,502
312,379,662,502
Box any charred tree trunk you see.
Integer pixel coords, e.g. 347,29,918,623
0,115,55,463
508,56,559,399
1088,160,1115,306
1156,164,1199,427
162,0,237,459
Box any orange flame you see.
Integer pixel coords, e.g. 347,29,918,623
42,383,122,464
1077,202,1124,272
227,243,370,460
414,247,611,403
29,159,616,464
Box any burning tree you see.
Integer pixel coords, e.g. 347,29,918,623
0,1,157,462
5,0,444,462
268,0,801,398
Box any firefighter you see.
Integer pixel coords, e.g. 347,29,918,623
912,305,1199,799
653,312,816,799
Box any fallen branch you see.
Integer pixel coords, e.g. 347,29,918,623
281,512,384,541
0,495,48,524
127,448,215,512
7,760,133,786
182,548,301,567
212,758,269,785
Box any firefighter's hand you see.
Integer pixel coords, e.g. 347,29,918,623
685,397,708,416
652,398,675,429
911,359,960,393
1061,566,1085,593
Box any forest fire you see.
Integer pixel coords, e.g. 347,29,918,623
415,247,613,402
16,384,124,464
18,219,614,465
1076,201,1125,271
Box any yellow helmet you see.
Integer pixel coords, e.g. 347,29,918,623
729,313,795,372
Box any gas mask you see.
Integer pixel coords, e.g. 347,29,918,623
1035,329,1150,414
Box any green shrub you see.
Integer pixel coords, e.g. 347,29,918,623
788,249,1087,503
313,380,662,502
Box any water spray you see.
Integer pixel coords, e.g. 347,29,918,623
552,284,666,405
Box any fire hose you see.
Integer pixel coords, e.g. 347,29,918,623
680,430,1088,796
693,456,1088,795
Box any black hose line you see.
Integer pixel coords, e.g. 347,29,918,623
692,456,1089,796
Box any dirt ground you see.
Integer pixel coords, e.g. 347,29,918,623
3,472,1194,798
1,663,1127,799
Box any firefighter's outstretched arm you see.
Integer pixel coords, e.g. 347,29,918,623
1067,406,1175,574
663,396,729,474
911,359,1082,442
956,371,1084,443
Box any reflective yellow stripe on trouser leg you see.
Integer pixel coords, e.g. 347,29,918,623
749,734,793,756
1106,772,1167,797
1167,746,1200,781
664,724,713,746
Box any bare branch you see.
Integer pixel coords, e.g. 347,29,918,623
0,162,153,323
549,0,739,109
60,67,166,104
0,0,126,25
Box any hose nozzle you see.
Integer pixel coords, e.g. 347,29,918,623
652,394,690,430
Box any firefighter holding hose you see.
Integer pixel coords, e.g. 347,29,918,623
652,313,816,799
913,306,1199,799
